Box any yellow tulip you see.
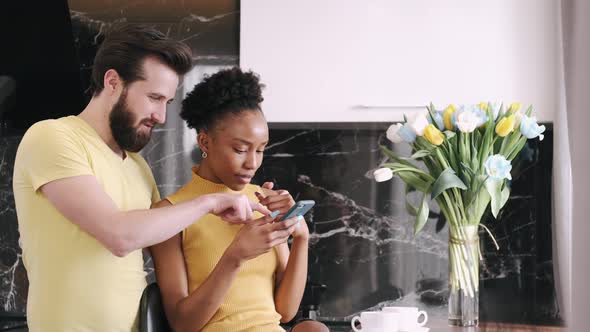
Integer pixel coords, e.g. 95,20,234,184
495,115,516,137
443,104,456,130
424,124,444,146
508,102,522,113
479,102,489,111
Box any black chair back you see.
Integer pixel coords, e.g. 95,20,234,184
139,283,172,332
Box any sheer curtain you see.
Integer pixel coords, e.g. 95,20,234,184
553,0,572,324
560,0,590,330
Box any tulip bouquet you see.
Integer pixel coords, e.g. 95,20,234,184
373,102,545,326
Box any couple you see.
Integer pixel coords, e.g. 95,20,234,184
13,24,328,332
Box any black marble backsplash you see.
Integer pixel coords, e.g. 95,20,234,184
69,0,240,104
0,137,27,314
0,123,560,326
253,122,559,326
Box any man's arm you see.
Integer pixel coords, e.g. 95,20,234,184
41,175,268,257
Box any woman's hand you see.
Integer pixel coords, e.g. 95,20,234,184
255,182,296,219
256,182,309,240
226,214,300,263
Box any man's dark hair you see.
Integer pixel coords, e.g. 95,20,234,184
181,67,264,132
90,24,193,96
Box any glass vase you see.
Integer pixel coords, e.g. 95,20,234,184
448,225,479,327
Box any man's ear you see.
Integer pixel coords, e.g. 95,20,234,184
103,69,122,95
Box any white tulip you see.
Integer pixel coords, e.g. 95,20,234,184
455,108,479,133
407,110,430,136
386,123,403,143
373,168,393,182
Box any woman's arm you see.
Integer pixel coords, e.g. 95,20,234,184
257,185,310,323
150,199,299,332
256,182,309,323
273,218,310,323
150,199,241,332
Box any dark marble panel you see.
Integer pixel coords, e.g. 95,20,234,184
0,136,27,315
68,0,239,58
68,0,239,103
253,123,559,326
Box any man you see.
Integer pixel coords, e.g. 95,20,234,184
12,24,273,331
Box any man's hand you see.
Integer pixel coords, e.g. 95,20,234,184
206,193,271,224
225,214,300,263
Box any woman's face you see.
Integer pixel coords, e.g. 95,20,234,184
200,110,269,191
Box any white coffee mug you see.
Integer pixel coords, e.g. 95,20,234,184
351,311,399,332
382,306,428,332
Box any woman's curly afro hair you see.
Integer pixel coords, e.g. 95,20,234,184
181,67,265,131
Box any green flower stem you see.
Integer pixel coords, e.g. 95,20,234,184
507,136,527,161
441,199,479,298
449,225,479,298
466,133,472,162
433,147,470,225
452,239,470,296
451,242,473,297
459,227,479,292
441,192,460,227
453,189,467,223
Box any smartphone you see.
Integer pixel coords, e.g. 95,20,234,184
278,200,315,221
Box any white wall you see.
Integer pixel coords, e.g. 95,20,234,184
241,0,559,122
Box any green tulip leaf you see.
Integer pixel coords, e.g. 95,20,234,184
405,150,431,160
431,168,467,200
485,179,510,218
415,192,430,235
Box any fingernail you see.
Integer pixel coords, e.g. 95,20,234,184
297,215,304,222
269,210,280,218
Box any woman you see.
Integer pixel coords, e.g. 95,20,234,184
150,67,328,332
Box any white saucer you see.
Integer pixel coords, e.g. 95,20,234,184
409,327,429,332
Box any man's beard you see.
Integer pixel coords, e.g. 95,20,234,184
109,89,152,153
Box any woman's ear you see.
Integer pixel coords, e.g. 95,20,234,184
197,131,209,154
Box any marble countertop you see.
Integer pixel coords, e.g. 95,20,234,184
323,318,564,332
0,318,564,332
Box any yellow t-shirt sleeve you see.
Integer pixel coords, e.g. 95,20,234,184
148,171,161,204
151,181,161,204
132,154,161,204
17,120,93,191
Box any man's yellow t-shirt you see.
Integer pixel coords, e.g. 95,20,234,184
13,116,160,332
